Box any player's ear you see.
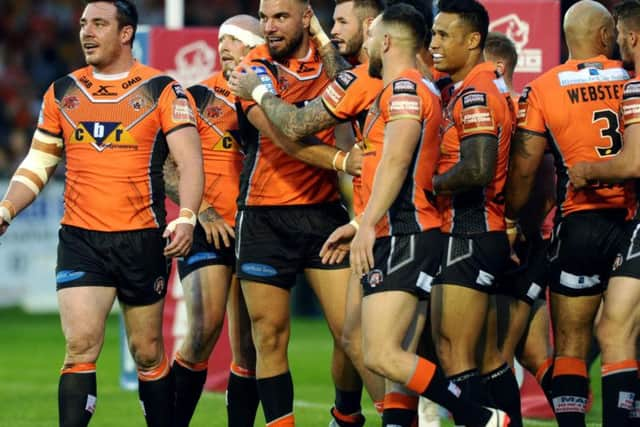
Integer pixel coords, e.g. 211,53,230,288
467,31,481,51
120,24,134,46
494,60,505,76
302,5,312,30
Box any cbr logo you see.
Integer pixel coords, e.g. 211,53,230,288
489,14,542,73
71,121,137,151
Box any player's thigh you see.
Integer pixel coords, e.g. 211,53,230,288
362,291,420,353
58,286,117,360
550,291,601,357
599,276,640,342
227,275,255,366
341,271,363,348
240,280,291,341
181,264,233,332
306,266,351,339
431,284,489,347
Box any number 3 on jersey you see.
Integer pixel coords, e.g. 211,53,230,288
593,109,622,157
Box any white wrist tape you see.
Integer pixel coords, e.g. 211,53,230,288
349,217,360,231
251,84,270,105
315,31,331,48
219,23,265,48
0,200,16,224
165,208,197,233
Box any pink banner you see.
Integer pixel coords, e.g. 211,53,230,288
484,0,561,93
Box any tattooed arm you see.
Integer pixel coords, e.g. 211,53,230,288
163,154,180,205
316,42,352,80
503,129,548,219
433,134,499,195
261,95,341,140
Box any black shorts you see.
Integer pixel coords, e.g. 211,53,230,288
435,231,510,293
56,225,171,305
361,229,443,299
177,221,235,279
610,220,640,280
548,209,628,296
235,203,350,288
498,236,550,305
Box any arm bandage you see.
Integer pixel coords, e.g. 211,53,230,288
219,23,265,48
12,130,63,196
165,208,197,233
0,200,16,224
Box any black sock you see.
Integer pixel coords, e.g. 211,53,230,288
631,370,640,426
602,362,637,427
172,361,207,427
538,363,555,408
334,387,362,415
422,367,491,425
257,372,294,424
382,408,416,427
227,368,259,427
139,373,175,427
552,357,588,427
449,369,490,406
483,363,523,427
59,369,97,427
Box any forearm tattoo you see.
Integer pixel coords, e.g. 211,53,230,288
163,156,180,204
317,42,352,80
261,95,339,140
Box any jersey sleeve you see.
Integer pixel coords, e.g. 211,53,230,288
454,91,500,139
321,70,375,121
621,80,640,128
36,84,62,138
381,78,423,123
157,81,197,135
516,85,546,134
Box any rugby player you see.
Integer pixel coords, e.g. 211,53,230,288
162,15,263,427
0,1,204,426
568,1,640,424
505,1,631,425
428,0,522,424
349,5,509,427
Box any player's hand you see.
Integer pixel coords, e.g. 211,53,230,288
308,9,323,38
198,207,235,250
228,65,262,101
568,162,590,189
320,223,357,264
163,223,194,258
350,224,375,276
345,145,363,176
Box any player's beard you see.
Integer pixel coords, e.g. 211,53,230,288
268,28,304,62
340,27,364,58
620,40,634,71
368,53,383,79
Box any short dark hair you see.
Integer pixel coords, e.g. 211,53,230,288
384,0,434,46
484,31,518,75
335,0,385,19
614,0,640,32
85,0,138,45
437,0,489,49
382,3,427,51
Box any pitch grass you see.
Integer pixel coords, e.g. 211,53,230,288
0,307,603,426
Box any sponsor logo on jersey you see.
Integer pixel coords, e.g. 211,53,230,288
388,94,421,119
392,79,417,95
213,131,240,152
70,121,137,151
92,85,117,96
172,98,196,124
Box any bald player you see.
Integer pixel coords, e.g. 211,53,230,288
505,1,630,425
163,15,264,427
568,1,640,424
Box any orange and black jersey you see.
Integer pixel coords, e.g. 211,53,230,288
619,77,640,219
189,72,242,226
517,56,632,219
361,69,442,238
37,61,196,232
320,62,383,215
438,62,514,235
238,43,338,208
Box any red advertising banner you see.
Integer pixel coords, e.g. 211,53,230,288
149,29,232,393
149,27,221,87
484,0,561,93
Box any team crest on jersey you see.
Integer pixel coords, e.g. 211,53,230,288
61,95,80,111
205,104,224,119
129,95,146,112
213,131,240,152
70,121,137,151
366,269,384,288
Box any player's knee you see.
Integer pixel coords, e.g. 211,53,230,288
250,318,288,355
128,337,163,369
340,331,359,361
65,334,102,362
362,344,394,378
596,316,624,351
187,324,222,360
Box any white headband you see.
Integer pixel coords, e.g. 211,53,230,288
219,23,265,48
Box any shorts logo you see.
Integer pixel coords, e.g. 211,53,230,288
56,270,86,284
619,391,635,410
85,394,97,414
366,269,384,288
186,252,218,265
612,253,624,271
241,263,278,277
154,277,165,294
